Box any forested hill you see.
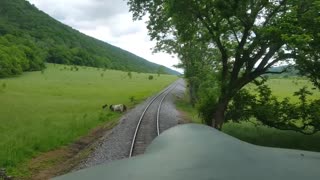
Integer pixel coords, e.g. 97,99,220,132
0,0,179,77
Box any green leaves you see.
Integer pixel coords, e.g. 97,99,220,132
0,34,45,77
127,0,320,126
227,85,320,135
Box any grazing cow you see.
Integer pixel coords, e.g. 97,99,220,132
109,104,127,112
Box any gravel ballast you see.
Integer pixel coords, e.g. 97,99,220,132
76,79,186,170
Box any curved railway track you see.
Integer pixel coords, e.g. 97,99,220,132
129,81,178,157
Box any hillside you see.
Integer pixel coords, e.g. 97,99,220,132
0,0,179,77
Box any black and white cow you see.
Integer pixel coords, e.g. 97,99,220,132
109,104,127,112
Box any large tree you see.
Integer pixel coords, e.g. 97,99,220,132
127,0,320,129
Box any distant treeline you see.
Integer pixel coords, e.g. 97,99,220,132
0,0,179,78
267,66,299,78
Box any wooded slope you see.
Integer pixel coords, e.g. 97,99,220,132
0,0,179,77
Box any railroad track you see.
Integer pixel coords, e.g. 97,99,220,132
129,81,178,157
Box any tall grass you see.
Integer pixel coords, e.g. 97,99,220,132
247,78,320,101
223,122,320,152
0,64,178,172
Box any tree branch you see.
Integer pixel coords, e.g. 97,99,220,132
255,44,282,71
262,53,296,73
227,18,240,44
266,123,318,135
194,10,229,81
263,0,288,26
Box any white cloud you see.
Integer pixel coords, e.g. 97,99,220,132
27,0,182,73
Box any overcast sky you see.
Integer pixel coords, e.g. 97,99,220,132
27,0,181,73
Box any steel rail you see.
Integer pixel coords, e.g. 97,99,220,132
156,83,178,136
129,82,176,157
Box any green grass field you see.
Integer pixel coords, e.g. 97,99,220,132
176,78,320,152
248,78,320,101
0,64,178,174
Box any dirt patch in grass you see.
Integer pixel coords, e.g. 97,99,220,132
174,94,202,124
177,110,193,124
25,120,118,180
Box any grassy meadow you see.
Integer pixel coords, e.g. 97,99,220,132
0,63,178,174
176,78,320,152
248,77,320,101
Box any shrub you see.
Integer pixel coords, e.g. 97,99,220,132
129,96,138,104
128,72,132,79
2,82,6,89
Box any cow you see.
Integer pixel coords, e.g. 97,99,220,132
109,104,127,112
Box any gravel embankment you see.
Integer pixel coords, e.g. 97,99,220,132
75,79,186,170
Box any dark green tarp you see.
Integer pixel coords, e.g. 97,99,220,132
54,124,320,180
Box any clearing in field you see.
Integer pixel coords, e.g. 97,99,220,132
0,63,178,175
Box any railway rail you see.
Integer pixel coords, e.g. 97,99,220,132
129,81,178,157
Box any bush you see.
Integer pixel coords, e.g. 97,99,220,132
129,96,138,104
227,85,320,135
128,72,132,79
148,75,154,80
1,82,6,92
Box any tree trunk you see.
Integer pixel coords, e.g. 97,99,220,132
211,99,229,130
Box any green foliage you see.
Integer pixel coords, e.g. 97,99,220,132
175,94,202,124
157,66,165,76
0,34,45,77
129,96,138,105
196,78,220,125
98,111,117,122
176,90,320,153
292,0,320,89
128,0,320,128
227,84,320,135
0,82,6,93
148,75,154,80
293,86,313,105
0,0,179,78
127,71,132,79
222,122,320,152
225,89,255,123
